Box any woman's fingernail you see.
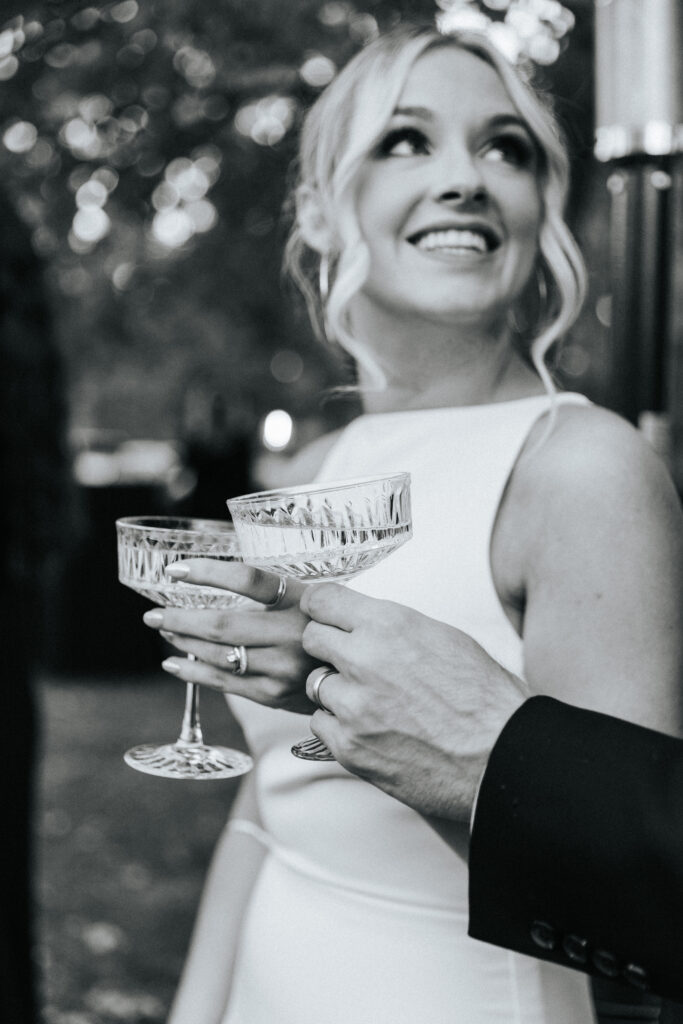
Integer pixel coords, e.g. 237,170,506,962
162,658,182,675
166,564,190,580
160,630,175,642
143,610,164,626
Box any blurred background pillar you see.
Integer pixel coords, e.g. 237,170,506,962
594,0,683,490
593,3,682,1017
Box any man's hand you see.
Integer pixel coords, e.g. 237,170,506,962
300,583,530,822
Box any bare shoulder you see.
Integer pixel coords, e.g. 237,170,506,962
497,402,683,729
517,401,680,518
493,401,682,608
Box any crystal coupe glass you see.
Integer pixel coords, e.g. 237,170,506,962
116,516,254,780
227,473,412,761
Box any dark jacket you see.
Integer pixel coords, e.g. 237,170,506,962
469,696,683,1002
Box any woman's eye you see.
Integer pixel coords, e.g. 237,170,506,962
377,127,429,158
484,135,535,167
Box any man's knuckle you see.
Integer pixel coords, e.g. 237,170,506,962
308,583,335,617
339,689,363,720
301,621,322,653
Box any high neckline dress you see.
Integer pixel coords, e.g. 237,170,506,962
223,394,596,1024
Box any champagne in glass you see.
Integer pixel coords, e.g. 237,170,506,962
228,473,412,761
116,516,253,780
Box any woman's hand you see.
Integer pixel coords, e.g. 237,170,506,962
143,560,318,713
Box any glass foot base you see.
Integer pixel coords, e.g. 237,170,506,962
291,736,336,761
124,742,253,779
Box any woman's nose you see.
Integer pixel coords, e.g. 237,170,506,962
438,184,488,205
429,149,487,206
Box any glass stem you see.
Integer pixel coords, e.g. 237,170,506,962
178,656,204,746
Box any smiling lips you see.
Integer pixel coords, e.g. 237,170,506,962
409,226,500,256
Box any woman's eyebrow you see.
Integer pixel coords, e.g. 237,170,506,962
391,109,532,136
485,114,532,134
392,105,434,120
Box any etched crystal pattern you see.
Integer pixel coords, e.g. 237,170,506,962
229,474,412,580
116,519,248,608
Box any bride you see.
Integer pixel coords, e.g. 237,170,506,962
147,24,682,1024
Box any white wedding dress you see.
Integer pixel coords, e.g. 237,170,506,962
222,395,596,1024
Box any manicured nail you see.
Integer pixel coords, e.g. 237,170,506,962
162,658,182,675
166,564,190,580
143,610,164,626
160,630,175,642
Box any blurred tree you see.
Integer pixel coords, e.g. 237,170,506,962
0,0,595,451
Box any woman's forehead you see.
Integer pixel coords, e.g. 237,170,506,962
396,45,519,121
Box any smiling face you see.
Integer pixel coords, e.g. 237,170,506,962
352,44,543,329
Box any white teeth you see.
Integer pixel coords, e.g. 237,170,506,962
415,229,489,253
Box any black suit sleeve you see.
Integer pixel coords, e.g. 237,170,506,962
468,696,683,1001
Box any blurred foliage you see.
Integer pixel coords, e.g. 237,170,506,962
0,0,600,448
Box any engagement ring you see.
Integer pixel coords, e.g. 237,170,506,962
226,644,248,676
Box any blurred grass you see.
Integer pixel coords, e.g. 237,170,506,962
35,673,245,1024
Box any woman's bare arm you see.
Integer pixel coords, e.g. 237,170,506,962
497,405,683,733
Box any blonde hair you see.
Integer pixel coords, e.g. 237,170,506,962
285,24,587,394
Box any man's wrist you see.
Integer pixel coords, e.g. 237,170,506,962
469,693,531,833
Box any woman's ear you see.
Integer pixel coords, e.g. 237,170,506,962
296,185,333,254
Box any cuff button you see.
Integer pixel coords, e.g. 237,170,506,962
623,963,649,991
563,934,589,964
530,920,557,951
593,949,620,977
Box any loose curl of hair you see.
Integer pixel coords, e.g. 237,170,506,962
284,24,587,395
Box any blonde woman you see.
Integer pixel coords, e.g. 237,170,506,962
151,25,683,1024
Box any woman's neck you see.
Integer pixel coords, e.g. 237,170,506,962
350,305,545,414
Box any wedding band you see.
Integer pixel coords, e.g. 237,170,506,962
309,666,336,714
225,644,248,676
264,575,287,609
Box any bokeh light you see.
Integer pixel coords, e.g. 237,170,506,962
79,93,114,121
60,117,102,159
173,45,216,89
92,166,119,192
109,1,139,25
0,55,19,80
26,138,56,168
151,207,194,249
262,409,294,452
76,178,108,208
71,8,100,31
436,0,575,65
270,350,304,384
234,95,296,147
3,120,38,153
147,152,220,248
348,14,379,44
0,29,17,58
151,181,179,211
299,54,336,88
318,2,353,28
185,199,217,233
71,205,111,244
111,262,134,290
